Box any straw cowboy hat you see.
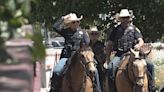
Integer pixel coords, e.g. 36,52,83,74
115,9,132,22
89,26,99,32
119,9,131,17
63,13,83,24
87,26,100,36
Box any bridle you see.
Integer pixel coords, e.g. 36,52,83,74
78,50,100,92
127,56,147,91
66,49,97,92
78,51,96,75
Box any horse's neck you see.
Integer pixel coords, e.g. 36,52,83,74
127,54,136,82
70,54,84,77
68,58,86,91
118,55,130,70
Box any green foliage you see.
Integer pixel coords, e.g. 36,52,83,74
30,0,164,42
1,0,163,61
0,0,31,41
0,0,45,63
31,23,45,61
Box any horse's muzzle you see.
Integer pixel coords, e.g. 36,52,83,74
88,62,96,75
89,69,96,76
136,78,144,87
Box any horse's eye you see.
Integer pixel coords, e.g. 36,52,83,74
94,63,97,67
144,65,147,69
81,55,85,58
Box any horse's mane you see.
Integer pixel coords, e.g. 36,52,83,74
118,52,131,70
118,50,142,71
69,46,93,68
118,49,147,70
69,51,78,67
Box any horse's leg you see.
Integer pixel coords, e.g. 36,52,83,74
85,76,94,92
103,74,109,92
97,66,103,91
116,71,133,92
108,68,117,92
143,75,149,92
62,77,70,92
98,68,109,92
97,66,110,92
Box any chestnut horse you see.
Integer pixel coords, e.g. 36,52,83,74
62,46,97,92
116,48,149,92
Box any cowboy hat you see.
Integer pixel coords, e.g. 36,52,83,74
89,26,99,32
87,26,100,36
119,9,131,17
63,13,83,24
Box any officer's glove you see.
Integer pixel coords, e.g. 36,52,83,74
103,61,109,69
62,14,71,20
140,43,152,54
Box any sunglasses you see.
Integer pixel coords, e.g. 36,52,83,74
120,17,130,19
72,21,80,24
90,32,99,35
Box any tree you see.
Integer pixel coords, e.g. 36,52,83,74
30,0,164,42
0,0,45,62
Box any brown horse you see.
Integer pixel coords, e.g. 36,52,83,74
116,48,149,92
94,52,109,92
62,46,97,92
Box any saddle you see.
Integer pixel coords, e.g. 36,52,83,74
117,43,152,76
118,53,131,71
62,51,76,75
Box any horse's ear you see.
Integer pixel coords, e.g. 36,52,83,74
130,48,135,54
130,48,140,58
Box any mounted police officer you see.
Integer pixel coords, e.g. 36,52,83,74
105,9,156,92
88,26,106,91
50,13,90,92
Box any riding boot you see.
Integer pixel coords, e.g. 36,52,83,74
97,65,104,91
149,80,158,92
147,61,157,92
108,69,117,92
49,72,62,92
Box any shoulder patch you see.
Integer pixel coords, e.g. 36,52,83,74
79,31,83,34
129,26,134,30
135,27,141,33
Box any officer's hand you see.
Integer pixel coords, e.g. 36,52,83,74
140,43,152,54
134,44,141,51
62,13,71,20
103,61,109,69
